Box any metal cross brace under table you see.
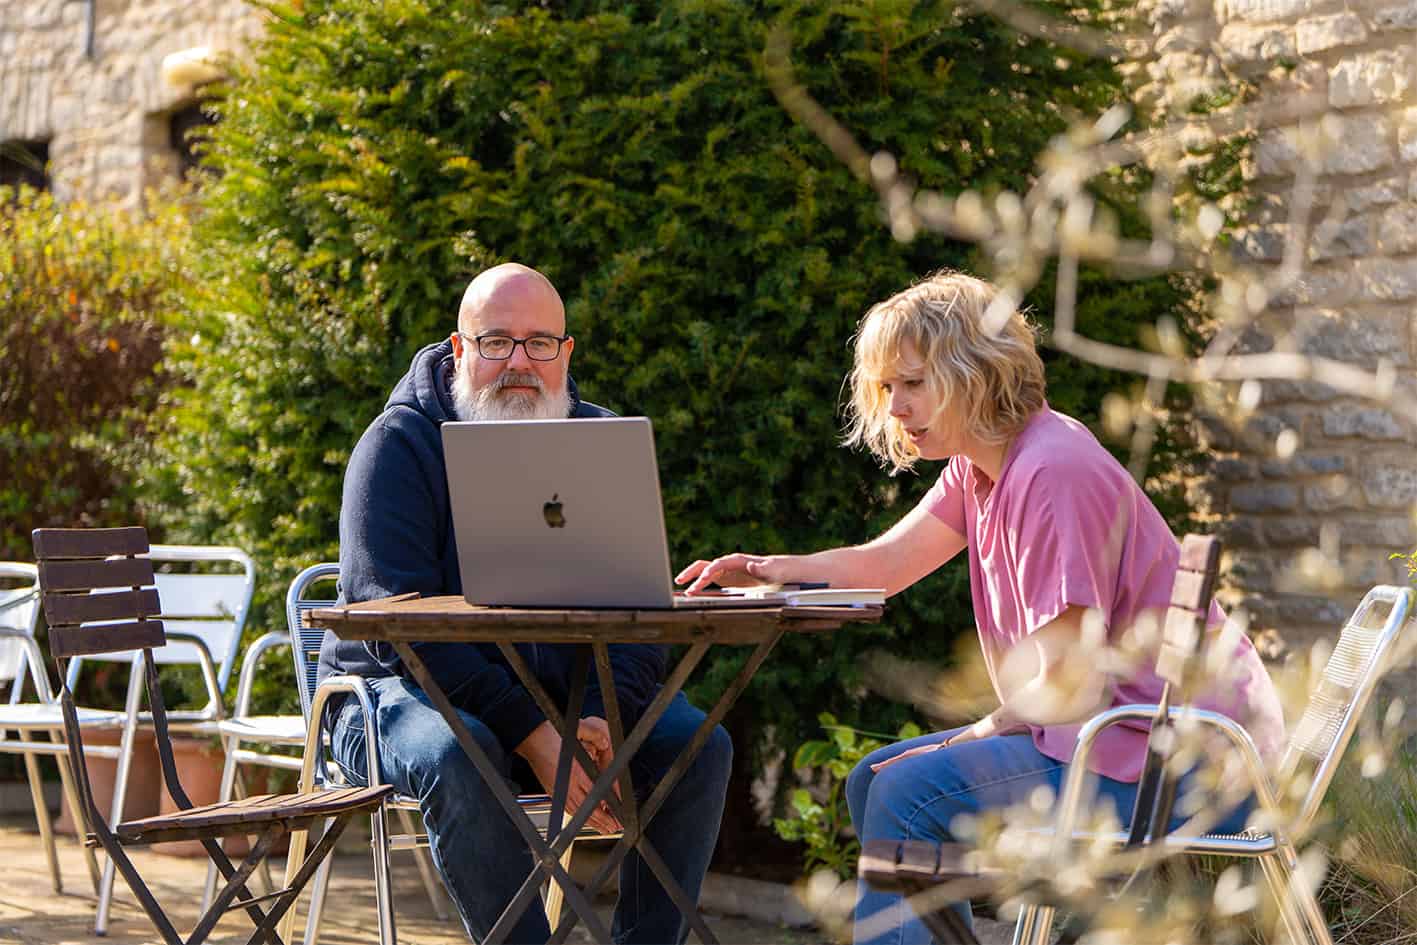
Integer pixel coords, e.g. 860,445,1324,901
312,594,881,945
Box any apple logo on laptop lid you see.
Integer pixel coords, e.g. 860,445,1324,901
543,494,566,528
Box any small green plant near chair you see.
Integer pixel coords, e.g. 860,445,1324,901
774,713,922,879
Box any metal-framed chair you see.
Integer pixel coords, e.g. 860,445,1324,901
63,543,257,934
1014,582,1415,945
0,560,113,895
32,526,390,945
860,534,1223,943
279,562,612,945
861,542,1416,945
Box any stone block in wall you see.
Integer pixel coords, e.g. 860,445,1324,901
1231,482,1301,512
1374,1,1417,29
1295,308,1406,366
1354,258,1417,305
1399,108,1417,162
1261,379,1340,402
1213,457,1260,480
1159,22,1215,54
1219,23,1295,68
1225,0,1315,24
1257,115,1394,182
1310,213,1372,259
1341,516,1416,547
1260,452,1347,477
1347,176,1404,211
1274,594,1354,626
1265,517,1321,546
1234,224,1287,261
1304,474,1363,510
1271,267,1357,307
1321,404,1408,439
1330,50,1415,109
1361,461,1417,508
1378,203,1417,254
1295,12,1367,55
1222,517,1265,548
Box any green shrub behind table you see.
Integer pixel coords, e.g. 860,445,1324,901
147,0,1207,835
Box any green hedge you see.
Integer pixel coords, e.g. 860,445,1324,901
146,0,1211,844
0,186,190,560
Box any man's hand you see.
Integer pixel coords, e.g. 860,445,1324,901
515,721,622,834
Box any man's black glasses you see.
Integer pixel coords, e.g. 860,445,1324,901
460,331,568,361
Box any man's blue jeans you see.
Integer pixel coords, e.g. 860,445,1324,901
329,675,732,944
846,727,1255,945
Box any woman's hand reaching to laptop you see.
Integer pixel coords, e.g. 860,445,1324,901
675,553,793,594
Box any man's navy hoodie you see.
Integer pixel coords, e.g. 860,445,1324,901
317,340,667,754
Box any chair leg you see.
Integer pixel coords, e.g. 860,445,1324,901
395,807,448,920
203,734,244,911
246,815,358,945
1258,850,1332,945
1014,903,1055,945
544,839,574,930
1258,855,1320,940
22,750,62,894
96,666,145,936
278,819,311,943
371,807,398,945
53,740,102,894
304,848,336,945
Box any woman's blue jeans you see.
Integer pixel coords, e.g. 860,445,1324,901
330,675,732,945
846,727,1255,945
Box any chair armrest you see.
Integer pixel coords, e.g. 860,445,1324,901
0,626,55,702
161,630,226,720
230,632,292,718
301,674,382,793
1053,704,1281,854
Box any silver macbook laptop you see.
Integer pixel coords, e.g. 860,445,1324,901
442,417,763,609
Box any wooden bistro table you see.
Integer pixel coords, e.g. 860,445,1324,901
308,592,883,945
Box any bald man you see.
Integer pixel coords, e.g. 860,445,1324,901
317,264,732,943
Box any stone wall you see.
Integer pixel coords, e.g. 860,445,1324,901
1141,0,1417,653
0,0,262,203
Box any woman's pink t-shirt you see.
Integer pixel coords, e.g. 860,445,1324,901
925,407,1285,782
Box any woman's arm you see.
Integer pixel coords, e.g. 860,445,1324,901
675,496,967,597
950,605,1114,744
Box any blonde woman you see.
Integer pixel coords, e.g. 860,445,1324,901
676,271,1283,944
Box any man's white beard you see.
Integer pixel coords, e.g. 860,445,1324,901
452,365,573,421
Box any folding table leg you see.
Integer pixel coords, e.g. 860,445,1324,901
395,642,613,945
549,631,785,945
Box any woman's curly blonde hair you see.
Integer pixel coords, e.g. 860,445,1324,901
844,270,1046,473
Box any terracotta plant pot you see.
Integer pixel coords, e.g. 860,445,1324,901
56,727,162,835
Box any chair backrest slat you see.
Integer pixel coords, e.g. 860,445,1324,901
1155,535,1221,688
286,563,340,723
32,527,167,660
38,557,155,593
43,588,162,625
49,620,168,659
32,526,148,559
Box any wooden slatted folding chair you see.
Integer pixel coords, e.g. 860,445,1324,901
859,534,1226,945
33,526,391,945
